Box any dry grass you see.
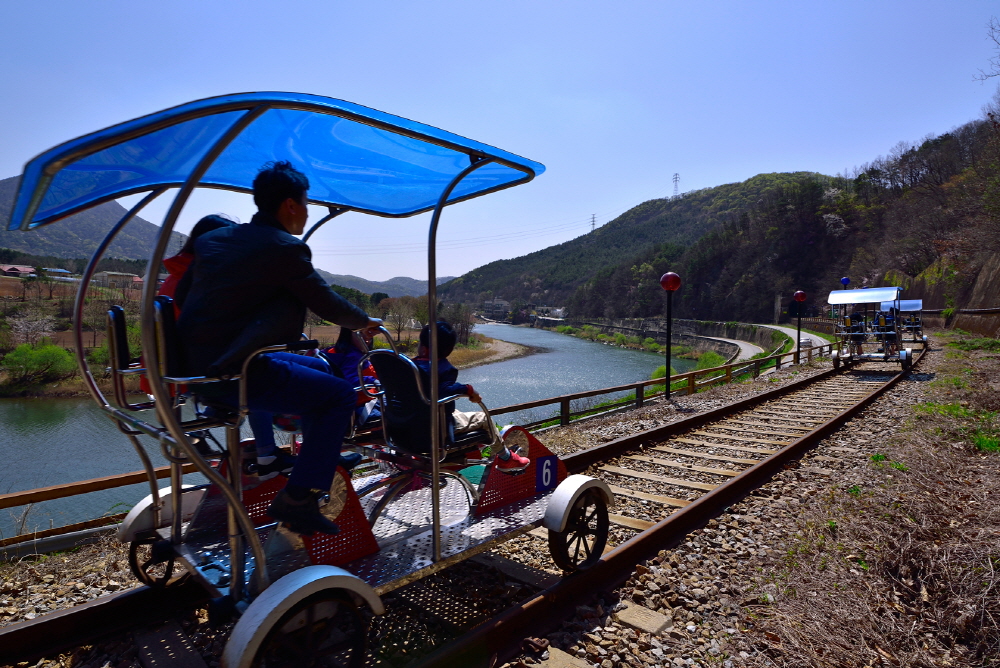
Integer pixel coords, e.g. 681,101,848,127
740,334,1000,667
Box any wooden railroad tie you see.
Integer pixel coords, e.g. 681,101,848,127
625,455,739,477
649,445,760,465
600,465,718,491
672,437,777,455
691,430,791,446
607,484,690,508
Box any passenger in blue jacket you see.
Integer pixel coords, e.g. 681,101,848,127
177,161,382,535
413,321,529,472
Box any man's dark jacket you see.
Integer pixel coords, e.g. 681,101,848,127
177,212,369,376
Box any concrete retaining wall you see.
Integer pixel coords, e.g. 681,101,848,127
558,318,786,360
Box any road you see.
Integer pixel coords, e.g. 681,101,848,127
699,335,764,361
756,324,828,349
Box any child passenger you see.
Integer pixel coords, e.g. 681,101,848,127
414,321,529,473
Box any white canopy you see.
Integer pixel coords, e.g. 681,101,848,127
882,299,922,312
827,287,901,305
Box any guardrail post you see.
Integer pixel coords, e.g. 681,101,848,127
560,398,571,426
687,374,696,395
635,383,644,408
807,347,813,363
725,364,732,383
794,350,800,365
753,360,760,378
775,354,782,371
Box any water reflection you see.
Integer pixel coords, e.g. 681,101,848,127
459,324,696,424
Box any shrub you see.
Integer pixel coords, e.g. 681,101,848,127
2,343,76,385
613,333,627,346
696,350,727,370
650,364,678,380
643,337,661,352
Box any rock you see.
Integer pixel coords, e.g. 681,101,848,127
614,603,671,635
536,647,590,667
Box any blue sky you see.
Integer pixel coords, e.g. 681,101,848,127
1,1,998,281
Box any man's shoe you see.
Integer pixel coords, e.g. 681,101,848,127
339,452,364,471
255,451,297,481
495,449,530,474
267,489,340,536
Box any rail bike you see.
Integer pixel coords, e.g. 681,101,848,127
881,298,927,344
828,286,916,370
7,93,614,667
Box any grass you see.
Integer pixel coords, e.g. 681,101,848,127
973,430,1000,452
946,337,1000,352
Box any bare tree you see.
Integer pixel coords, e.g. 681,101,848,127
975,17,1000,82
8,304,55,346
382,297,414,342
305,310,325,339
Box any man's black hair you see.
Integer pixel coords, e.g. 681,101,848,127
334,325,355,354
252,161,310,215
180,215,235,255
420,320,457,358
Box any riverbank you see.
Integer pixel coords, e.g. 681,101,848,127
0,335,537,398
450,336,538,370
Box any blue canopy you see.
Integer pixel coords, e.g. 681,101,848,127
8,92,545,231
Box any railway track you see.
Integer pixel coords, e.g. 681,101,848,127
0,354,922,668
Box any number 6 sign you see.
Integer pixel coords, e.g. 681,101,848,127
535,455,558,493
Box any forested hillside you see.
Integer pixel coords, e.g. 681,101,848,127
438,172,822,305
570,108,1000,322
0,176,186,259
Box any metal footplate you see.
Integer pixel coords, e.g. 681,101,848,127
344,491,554,595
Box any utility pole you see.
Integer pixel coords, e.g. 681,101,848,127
672,173,680,198
591,214,596,232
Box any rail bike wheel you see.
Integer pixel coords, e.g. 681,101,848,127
548,489,609,572
832,350,840,370
224,566,383,668
241,590,367,668
128,535,185,588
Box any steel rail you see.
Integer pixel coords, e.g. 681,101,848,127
0,580,208,665
410,350,926,668
0,353,922,666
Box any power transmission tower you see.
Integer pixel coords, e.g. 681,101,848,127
672,173,680,197
591,214,596,232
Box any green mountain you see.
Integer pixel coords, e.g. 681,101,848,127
314,272,456,298
438,172,822,306
0,176,186,260
570,117,1000,322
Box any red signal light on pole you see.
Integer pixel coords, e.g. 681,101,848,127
660,272,681,292
793,290,807,303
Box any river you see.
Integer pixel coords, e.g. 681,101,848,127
1,325,695,538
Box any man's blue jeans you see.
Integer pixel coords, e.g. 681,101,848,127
207,352,355,492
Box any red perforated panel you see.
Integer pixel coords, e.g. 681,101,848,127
206,462,379,567
304,468,381,566
475,427,567,515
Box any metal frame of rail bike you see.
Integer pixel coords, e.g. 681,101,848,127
8,93,615,668
828,287,921,370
